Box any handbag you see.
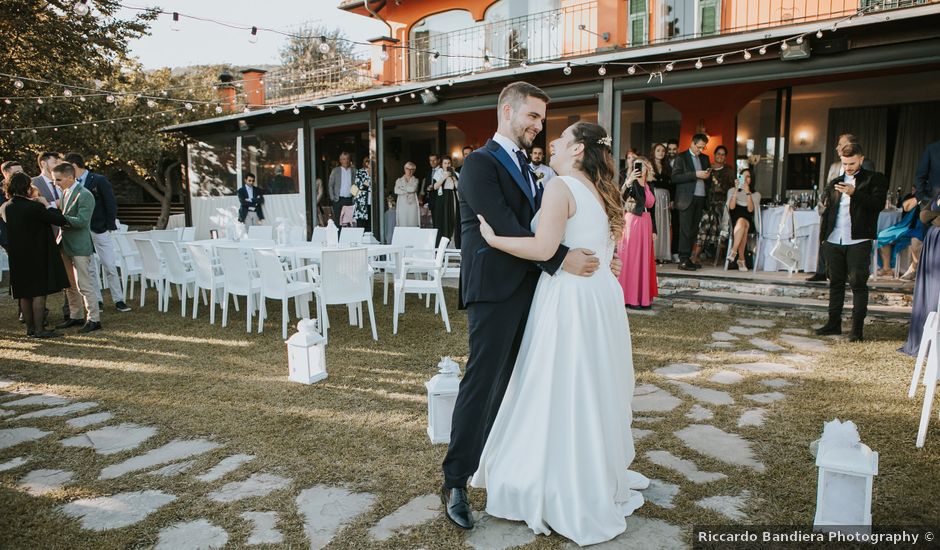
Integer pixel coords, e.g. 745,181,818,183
770,205,801,273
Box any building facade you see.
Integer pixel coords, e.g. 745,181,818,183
168,0,940,240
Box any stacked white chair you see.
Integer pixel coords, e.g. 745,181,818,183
180,227,196,242
157,240,196,317
253,249,318,339
315,247,377,341
114,232,143,300
339,227,365,245
393,237,451,335
216,246,263,333
150,229,180,242
248,225,274,240
909,290,940,447
185,243,226,324
133,237,167,311
310,226,330,245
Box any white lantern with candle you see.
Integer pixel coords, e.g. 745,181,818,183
286,319,327,384
426,357,461,444
812,419,878,533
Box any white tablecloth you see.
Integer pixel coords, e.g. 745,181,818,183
757,207,821,272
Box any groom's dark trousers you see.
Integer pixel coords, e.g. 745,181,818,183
443,139,567,489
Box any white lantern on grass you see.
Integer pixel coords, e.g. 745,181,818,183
426,357,461,444
286,319,327,384
812,419,878,533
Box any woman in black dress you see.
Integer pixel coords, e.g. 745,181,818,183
1,173,70,337
433,157,459,244
725,168,756,271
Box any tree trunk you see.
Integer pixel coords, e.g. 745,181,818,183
156,162,181,229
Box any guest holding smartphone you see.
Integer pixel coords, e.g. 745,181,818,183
617,157,658,309
726,169,756,271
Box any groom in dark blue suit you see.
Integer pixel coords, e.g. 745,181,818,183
441,82,608,529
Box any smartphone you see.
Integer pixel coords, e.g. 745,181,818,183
632,160,643,172
736,174,745,190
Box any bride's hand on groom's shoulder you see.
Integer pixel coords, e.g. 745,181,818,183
477,214,496,244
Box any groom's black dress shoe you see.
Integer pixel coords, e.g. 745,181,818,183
441,486,474,530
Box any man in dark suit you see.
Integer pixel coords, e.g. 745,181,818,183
915,140,940,206
424,153,442,236
670,134,711,270
815,142,888,342
237,172,265,226
441,81,604,531
31,151,69,320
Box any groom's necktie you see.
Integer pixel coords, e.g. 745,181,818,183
514,150,540,209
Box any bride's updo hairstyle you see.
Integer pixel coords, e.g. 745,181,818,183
570,122,625,242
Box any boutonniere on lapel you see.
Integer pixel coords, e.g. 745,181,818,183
529,167,545,181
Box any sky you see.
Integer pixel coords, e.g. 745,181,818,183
119,0,387,69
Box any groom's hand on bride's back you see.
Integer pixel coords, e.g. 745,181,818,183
562,248,600,276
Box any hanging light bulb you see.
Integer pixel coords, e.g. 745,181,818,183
382,97,388,103
665,62,674,72
3,99,10,105
171,12,180,31
694,58,703,69
816,29,824,38
394,96,400,102
318,37,330,54
831,23,838,32
36,98,44,104
743,49,752,60
796,36,804,45
249,26,259,44
106,94,115,103
759,46,767,55
31,129,38,134
79,95,86,102
53,127,58,132
627,65,637,75
716,55,725,64
379,45,388,62
243,106,250,114
146,99,156,108
292,105,300,115
598,65,607,76
215,105,223,114
13,80,24,89
435,85,441,91
483,55,492,70
63,89,73,97
520,61,528,68
72,1,90,16
184,102,193,110
338,104,345,110
563,62,572,76
781,40,789,51
410,92,416,98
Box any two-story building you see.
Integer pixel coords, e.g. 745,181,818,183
167,0,940,240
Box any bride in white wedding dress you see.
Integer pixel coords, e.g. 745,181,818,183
470,122,646,546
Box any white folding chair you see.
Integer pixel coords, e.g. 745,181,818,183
133,237,167,311
248,225,274,240
315,248,377,341
393,237,451,335
180,227,196,242
310,226,331,245
909,288,940,447
253,249,318,339
216,246,263,333
185,243,225,324
114,232,142,300
339,227,365,245
156,240,196,316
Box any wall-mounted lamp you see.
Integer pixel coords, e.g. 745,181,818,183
798,131,809,146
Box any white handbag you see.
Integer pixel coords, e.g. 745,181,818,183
770,205,801,273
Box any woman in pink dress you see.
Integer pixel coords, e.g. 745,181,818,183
617,157,658,309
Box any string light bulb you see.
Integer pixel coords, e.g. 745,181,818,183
318,37,330,54
3,99,10,105
743,49,752,60
781,40,789,50
483,55,492,70
292,105,300,115
694,58,703,69
382,97,388,103
796,36,804,44
72,1,90,16
379,45,388,61
665,62,674,72
36,98,44,104
171,12,180,31
79,96,86,102
627,65,636,75
759,46,768,55
63,89,73,97
563,62,572,76
105,94,115,103
249,26,258,44
394,96,400,102
598,65,607,76
816,29,824,38
146,99,156,108
184,102,193,110
338,104,345,110
13,80,23,89
215,105,223,114
317,105,325,111
716,55,725,64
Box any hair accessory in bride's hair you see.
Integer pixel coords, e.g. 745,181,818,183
596,136,612,147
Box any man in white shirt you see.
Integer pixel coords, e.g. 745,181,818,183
528,146,556,188
328,152,355,228
815,142,888,342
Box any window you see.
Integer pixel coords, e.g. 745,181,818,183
629,0,648,46
187,136,237,197
241,128,300,195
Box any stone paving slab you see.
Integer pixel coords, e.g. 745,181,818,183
0,427,51,449
296,485,376,550
749,338,786,352
10,402,98,421
99,439,221,480
745,392,786,404
155,519,228,550
675,425,765,472
706,341,734,349
3,395,69,407
730,349,769,360
368,494,439,542
242,511,284,545
781,328,811,335
632,428,654,441
148,459,198,477
18,469,74,496
778,334,829,353
633,385,682,413
195,453,255,483
696,491,751,521
711,332,738,341
60,423,157,455
708,371,744,385
728,326,767,336
736,318,777,328
686,404,714,421
208,473,291,503
667,381,734,406
761,379,794,388
0,456,29,472
562,516,687,549
641,479,680,509
60,490,177,531
645,451,727,484
66,412,113,428
737,409,768,428
727,362,800,374
0,409,13,417
654,363,702,379
468,512,537,550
